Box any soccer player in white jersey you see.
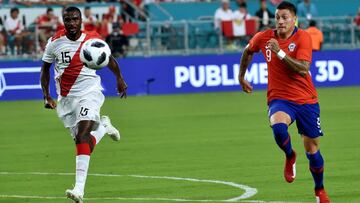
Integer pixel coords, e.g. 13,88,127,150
40,6,127,203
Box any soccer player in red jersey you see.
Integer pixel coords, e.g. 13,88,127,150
40,7,127,203
238,1,330,202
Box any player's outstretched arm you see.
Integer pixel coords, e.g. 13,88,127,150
107,56,128,98
267,38,310,76
238,45,254,93
40,62,57,109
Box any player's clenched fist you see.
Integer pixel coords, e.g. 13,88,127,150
266,38,280,53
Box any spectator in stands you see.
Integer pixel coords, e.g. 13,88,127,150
83,6,99,32
99,5,122,38
0,34,5,55
4,7,32,55
235,0,246,7
13,0,84,4
305,20,323,51
354,7,360,26
232,2,253,47
160,21,179,50
56,6,66,32
255,0,275,30
0,17,6,55
233,2,251,21
120,0,136,22
297,0,318,20
269,0,282,6
106,22,129,57
11,0,46,6
36,7,60,51
214,0,233,29
355,8,360,43
132,0,142,8
103,5,119,22
46,0,85,5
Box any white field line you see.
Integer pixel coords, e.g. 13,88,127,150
0,171,257,202
0,194,274,202
0,195,305,203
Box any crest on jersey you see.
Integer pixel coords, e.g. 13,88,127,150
288,43,296,52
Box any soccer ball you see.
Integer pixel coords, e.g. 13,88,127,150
80,38,111,70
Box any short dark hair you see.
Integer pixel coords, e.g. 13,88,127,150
63,6,81,16
10,7,19,14
277,1,297,15
309,20,316,27
239,2,247,8
47,7,53,13
84,6,91,10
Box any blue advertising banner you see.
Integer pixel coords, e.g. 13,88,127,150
0,50,359,101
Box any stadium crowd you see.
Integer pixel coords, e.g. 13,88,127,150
214,0,322,49
0,0,145,56
0,0,358,57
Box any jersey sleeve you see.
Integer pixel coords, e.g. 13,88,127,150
247,31,262,53
296,31,312,62
42,38,54,63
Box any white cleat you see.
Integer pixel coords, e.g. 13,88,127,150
101,115,120,141
65,188,83,203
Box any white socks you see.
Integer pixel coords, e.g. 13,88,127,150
73,121,106,195
90,122,106,145
74,155,90,194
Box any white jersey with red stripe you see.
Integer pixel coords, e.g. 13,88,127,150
42,29,103,98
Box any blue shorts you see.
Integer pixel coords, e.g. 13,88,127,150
268,99,323,138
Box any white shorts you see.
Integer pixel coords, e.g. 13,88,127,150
56,91,105,136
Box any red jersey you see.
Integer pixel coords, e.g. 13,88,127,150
248,28,318,104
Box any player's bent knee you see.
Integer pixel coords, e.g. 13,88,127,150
75,120,95,143
305,143,320,154
270,111,291,126
303,136,320,153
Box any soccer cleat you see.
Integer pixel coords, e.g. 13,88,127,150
315,188,330,203
101,115,120,141
65,188,83,203
284,150,296,183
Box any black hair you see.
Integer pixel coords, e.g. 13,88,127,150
277,1,297,15
47,7,53,13
239,2,247,8
309,20,316,26
10,7,19,14
84,6,91,10
63,6,81,16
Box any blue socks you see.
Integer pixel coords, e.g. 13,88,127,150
272,123,293,158
306,150,324,190
272,123,324,189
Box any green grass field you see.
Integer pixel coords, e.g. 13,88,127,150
1,86,359,203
